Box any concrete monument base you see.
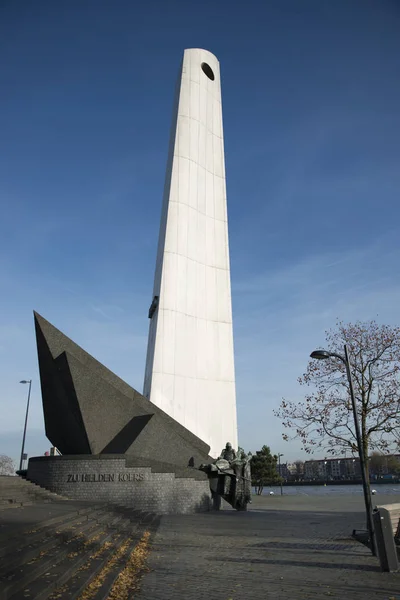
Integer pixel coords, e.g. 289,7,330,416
27,455,212,514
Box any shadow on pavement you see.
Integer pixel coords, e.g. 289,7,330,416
211,555,380,572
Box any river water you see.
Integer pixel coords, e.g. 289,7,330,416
261,484,400,496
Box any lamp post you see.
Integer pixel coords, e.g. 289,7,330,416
310,346,377,556
19,380,32,471
278,453,284,495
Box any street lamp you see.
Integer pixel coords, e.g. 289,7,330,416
310,345,377,556
19,380,32,471
278,453,284,495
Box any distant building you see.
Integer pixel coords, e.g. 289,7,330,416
277,461,305,480
277,462,290,479
304,457,361,481
369,453,400,476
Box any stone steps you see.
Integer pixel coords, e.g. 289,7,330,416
0,490,61,499
1,521,107,599
44,513,158,600
87,514,158,600
0,507,96,563
0,503,94,547
1,508,130,575
0,476,68,507
0,503,159,600
0,501,34,509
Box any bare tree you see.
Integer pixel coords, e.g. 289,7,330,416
0,455,15,476
275,320,400,469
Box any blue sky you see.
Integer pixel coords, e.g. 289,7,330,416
1,0,400,465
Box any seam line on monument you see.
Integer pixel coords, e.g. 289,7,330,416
162,250,231,272
173,154,225,179
152,371,235,382
158,303,233,321
157,306,233,324
169,191,228,223
181,77,222,100
177,113,223,139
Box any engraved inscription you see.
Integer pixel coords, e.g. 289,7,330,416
118,473,144,482
66,472,145,483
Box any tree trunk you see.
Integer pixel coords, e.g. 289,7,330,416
360,396,372,510
363,440,371,494
360,436,372,533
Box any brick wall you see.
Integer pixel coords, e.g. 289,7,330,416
27,456,212,514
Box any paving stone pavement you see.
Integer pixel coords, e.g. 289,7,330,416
138,495,400,600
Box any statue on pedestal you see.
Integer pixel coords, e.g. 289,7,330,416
199,443,252,511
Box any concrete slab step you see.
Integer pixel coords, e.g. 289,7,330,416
0,477,68,503
0,501,32,510
0,507,114,577
0,513,92,572
0,490,62,498
48,531,127,600
5,496,64,506
105,506,148,524
0,496,32,502
0,497,52,505
0,490,65,498
49,511,156,600
0,521,109,600
102,513,127,531
0,483,37,489
89,513,159,600
0,497,159,600
0,486,64,493
0,504,101,549
0,515,104,576
6,510,150,600
9,528,121,600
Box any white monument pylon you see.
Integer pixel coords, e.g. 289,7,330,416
143,48,238,458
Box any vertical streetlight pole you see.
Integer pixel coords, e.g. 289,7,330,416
19,380,32,471
278,453,284,495
343,345,377,556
